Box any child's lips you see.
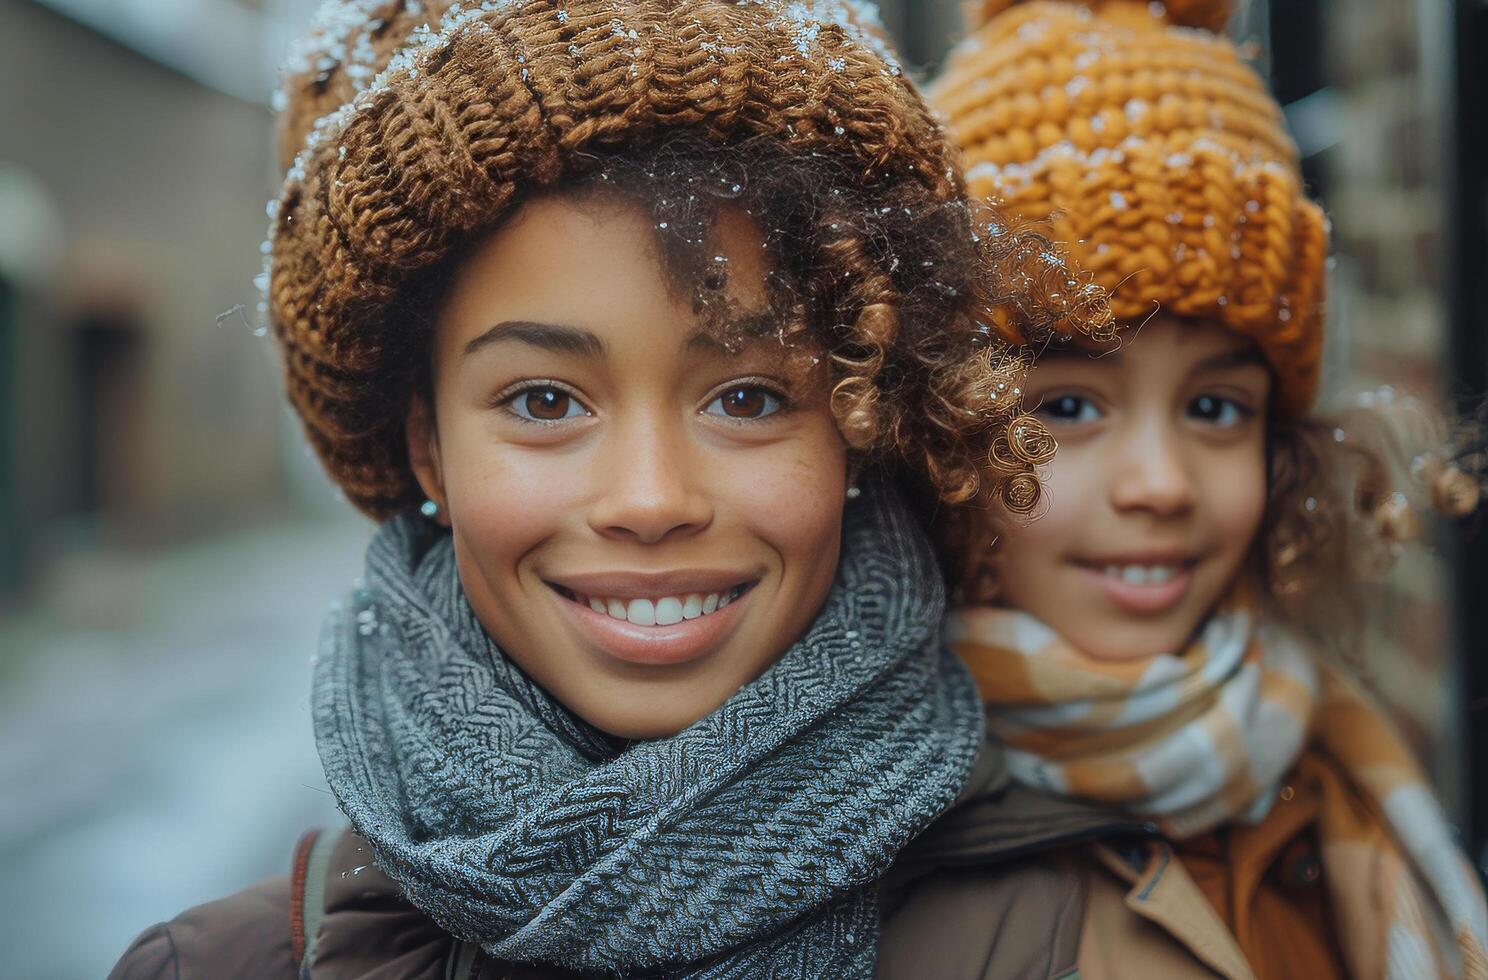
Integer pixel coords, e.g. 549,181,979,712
1075,559,1197,615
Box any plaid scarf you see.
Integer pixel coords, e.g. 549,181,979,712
949,596,1488,980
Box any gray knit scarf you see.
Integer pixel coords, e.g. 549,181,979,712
312,483,983,978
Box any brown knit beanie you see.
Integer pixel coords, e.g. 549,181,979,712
265,0,1112,519
931,0,1329,417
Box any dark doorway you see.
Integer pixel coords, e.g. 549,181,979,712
66,309,147,519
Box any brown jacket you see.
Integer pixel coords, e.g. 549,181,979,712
109,740,1155,980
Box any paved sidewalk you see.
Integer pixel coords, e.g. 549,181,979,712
0,516,368,979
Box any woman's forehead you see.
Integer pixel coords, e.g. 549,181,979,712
437,195,775,350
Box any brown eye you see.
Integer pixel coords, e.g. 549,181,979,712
708,386,782,420
510,386,584,422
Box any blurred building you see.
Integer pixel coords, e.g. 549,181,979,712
0,0,325,598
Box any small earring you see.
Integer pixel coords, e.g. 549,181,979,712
419,499,440,519
845,486,861,500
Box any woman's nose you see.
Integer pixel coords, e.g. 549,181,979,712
587,419,713,544
1108,421,1197,518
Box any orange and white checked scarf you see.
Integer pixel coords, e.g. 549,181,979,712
948,598,1488,980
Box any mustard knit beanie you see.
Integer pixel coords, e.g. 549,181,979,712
931,0,1328,417
266,0,1111,519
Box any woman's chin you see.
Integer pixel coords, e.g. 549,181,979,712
581,702,714,741
561,675,738,740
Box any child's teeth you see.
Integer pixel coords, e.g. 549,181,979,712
654,597,684,626
702,593,719,614
588,597,607,614
606,599,627,620
682,594,704,619
1104,564,1180,586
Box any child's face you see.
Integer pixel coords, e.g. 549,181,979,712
407,193,848,738
994,316,1271,659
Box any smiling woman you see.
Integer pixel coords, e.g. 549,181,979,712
407,194,853,738
108,1,1116,979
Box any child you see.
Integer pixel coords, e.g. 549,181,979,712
109,1,1110,978
930,1,1488,977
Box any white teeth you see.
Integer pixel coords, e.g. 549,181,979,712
581,590,736,624
654,597,684,626
1103,564,1181,586
626,598,657,626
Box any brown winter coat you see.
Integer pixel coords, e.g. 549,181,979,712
109,739,1153,980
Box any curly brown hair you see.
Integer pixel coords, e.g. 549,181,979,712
268,0,1112,521
1261,392,1486,657
346,131,1108,518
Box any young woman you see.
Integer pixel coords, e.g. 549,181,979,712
923,1,1488,977
109,1,1110,977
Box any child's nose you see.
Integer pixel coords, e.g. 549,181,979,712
1109,423,1197,517
586,419,713,545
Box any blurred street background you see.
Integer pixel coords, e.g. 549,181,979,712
2,0,1486,976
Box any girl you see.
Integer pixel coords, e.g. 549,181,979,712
926,1,1488,978
110,1,1109,978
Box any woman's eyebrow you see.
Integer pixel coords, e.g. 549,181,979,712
463,321,604,358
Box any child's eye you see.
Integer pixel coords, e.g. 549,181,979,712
1187,394,1251,427
705,385,785,420
1036,394,1101,423
505,385,591,423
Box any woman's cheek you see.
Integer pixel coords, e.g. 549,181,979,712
447,432,588,566
718,427,846,577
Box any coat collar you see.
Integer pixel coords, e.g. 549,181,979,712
880,738,1154,895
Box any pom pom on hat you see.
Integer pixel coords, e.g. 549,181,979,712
969,0,1236,33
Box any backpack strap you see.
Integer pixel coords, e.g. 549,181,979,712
289,828,339,978
291,827,487,980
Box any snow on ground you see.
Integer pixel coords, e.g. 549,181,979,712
0,515,368,979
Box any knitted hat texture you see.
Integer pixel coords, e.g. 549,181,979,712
266,0,1109,518
931,0,1328,416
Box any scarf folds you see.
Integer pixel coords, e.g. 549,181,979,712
949,599,1488,980
312,485,983,979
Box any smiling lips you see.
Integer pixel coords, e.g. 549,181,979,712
580,589,742,626
547,572,757,666
1078,556,1198,615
